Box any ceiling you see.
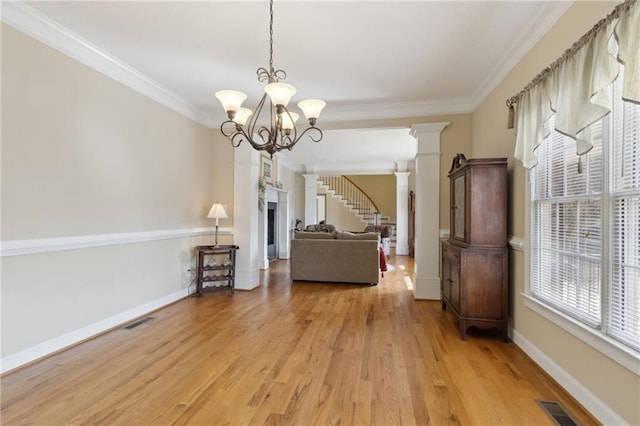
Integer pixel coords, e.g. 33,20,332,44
5,1,571,172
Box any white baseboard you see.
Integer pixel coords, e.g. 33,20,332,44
413,276,441,300
0,288,189,374
512,329,628,425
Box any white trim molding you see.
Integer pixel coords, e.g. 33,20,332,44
322,98,473,122
523,294,640,375
512,329,630,426
0,288,189,374
1,227,233,257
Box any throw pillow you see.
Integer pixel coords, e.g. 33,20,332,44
336,231,379,241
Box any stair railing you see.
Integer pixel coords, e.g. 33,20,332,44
318,175,380,223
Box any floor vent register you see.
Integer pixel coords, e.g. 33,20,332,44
536,400,579,426
123,316,155,330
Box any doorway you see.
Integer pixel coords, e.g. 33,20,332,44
267,202,277,260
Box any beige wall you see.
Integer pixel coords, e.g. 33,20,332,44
471,2,639,424
347,175,396,222
210,131,235,230
1,24,225,361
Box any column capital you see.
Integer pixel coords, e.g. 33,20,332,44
411,122,450,155
395,171,410,187
409,122,450,138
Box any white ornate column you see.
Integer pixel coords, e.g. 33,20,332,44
410,122,449,299
303,173,318,227
394,171,410,255
233,144,260,290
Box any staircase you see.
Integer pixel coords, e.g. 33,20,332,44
317,175,397,251
317,176,384,225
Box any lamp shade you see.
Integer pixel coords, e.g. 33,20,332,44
264,82,296,107
233,107,253,126
281,112,299,130
207,203,228,220
298,99,326,120
215,90,247,113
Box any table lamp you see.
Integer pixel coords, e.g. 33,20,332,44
207,202,228,246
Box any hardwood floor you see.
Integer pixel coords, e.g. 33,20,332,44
1,256,598,425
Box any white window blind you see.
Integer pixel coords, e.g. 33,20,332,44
531,74,640,353
608,92,640,351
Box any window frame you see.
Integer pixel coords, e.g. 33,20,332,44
523,112,640,375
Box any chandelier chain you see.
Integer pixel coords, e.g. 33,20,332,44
268,0,274,74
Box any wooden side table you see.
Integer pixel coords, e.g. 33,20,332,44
194,245,238,296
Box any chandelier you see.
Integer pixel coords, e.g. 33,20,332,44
215,0,326,157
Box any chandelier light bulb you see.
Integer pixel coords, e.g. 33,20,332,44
281,112,299,131
215,90,247,115
264,82,296,107
233,107,253,126
298,99,326,120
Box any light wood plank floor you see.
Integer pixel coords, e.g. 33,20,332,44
1,256,598,425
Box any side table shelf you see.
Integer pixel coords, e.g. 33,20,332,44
194,245,239,296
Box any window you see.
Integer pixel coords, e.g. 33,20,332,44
530,75,640,354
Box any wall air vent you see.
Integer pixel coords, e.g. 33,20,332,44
123,316,155,330
536,400,579,426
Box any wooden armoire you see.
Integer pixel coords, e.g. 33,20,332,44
441,153,508,341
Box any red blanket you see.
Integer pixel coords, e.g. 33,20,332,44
379,245,387,275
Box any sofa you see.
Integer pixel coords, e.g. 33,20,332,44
291,231,380,285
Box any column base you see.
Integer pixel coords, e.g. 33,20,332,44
413,276,441,300
235,268,260,290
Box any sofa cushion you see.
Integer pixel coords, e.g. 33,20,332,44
295,231,336,239
304,223,337,233
336,231,379,241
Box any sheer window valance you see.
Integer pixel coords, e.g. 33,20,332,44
510,0,639,169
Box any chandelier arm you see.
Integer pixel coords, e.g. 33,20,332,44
220,121,252,148
296,126,324,144
281,107,298,148
246,92,268,140
257,67,270,83
273,69,287,81
279,134,293,150
220,120,236,138
257,126,273,146
230,131,248,148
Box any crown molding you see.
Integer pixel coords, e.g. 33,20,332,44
322,98,473,123
1,1,214,128
302,161,406,176
470,1,573,109
2,0,571,129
